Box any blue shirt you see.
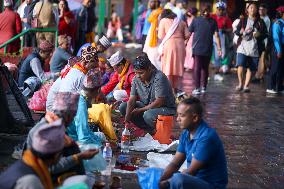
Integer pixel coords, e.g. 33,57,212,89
142,9,152,35
50,47,71,73
67,95,102,146
177,120,228,189
272,19,284,54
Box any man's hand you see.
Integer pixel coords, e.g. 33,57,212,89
77,149,99,160
181,169,189,174
218,49,222,57
253,31,260,38
159,180,169,189
277,53,282,59
22,18,28,23
131,108,144,116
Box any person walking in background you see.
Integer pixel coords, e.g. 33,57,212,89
188,6,222,95
234,2,267,93
266,6,284,94
0,0,22,54
76,0,92,53
141,0,156,48
58,0,77,50
184,7,198,71
33,0,58,45
158,9,190,94
107,12,124,42
211,1,232,80
143,0,163,70
172,0,186,20
254,3,271,83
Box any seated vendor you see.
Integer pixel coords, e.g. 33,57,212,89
76,35,112,56
46,46,99,112
66,70,106,146
101,51,135,101
119,53,176,134
0,119,66,189
50,34,72,73
159,97,228,189
18,40,59,88
27,92,99,180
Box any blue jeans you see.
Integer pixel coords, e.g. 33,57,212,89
119,101,176,131
213,31,227,67
167,173,212,189
236,53,259,72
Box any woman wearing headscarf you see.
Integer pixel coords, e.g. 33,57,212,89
143,0,163,70
184,7,198,71
158,9,190,94
58,0,77,48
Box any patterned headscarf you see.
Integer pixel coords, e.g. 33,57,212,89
39,40,54,52
80,46,99,64
133,53,152,70
83,69,103,89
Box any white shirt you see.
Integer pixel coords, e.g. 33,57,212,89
237,18,259,57
58,68,85,93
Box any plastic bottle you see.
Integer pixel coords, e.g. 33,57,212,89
121,125,130,153
102,143,112,176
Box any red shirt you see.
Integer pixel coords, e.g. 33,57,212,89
211,14,232,30
0,8,22,53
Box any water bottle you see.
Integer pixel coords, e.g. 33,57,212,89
102,143,112,176
121,125,130,153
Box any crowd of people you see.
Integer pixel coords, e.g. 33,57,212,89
0,0,284,188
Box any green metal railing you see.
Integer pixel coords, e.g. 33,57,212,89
0,27,58,55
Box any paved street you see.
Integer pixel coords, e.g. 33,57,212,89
1,47,284,188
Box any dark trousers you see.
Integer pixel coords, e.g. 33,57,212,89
193,55,211,89
267,48,284,91
119,101,176,131
24,32,36,47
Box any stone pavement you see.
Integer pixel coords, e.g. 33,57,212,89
0,46,284,188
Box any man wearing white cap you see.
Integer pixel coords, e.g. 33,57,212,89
76,35,112,56
101,51,135,101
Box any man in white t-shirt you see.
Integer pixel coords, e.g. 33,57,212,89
254,3,271,82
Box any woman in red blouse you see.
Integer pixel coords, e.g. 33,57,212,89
58,0,77,49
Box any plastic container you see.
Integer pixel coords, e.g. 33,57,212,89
153,115,174,144
102,143,112,176
121,125,130,153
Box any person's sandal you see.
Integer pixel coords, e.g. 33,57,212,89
243,87,250,93
235,86,242,91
